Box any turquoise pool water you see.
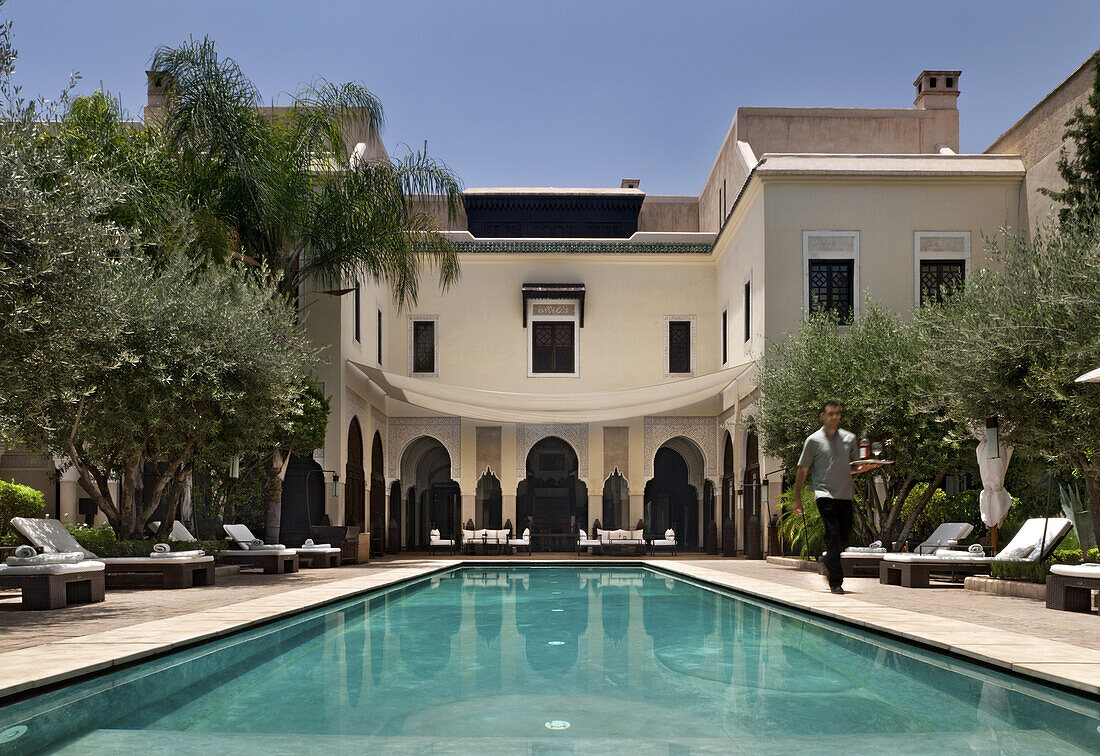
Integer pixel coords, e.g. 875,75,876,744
1,566,1098,754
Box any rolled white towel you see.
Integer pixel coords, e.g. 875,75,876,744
299,542,332,549
7,551,85,566
968,543,985,556
14,545,36,558
303,538,315,547
868,540,883,549
152,543,171,554
249,538,265,550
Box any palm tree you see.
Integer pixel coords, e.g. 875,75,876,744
149,38,463,540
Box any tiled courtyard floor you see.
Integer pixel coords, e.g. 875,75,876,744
1,554,1095,653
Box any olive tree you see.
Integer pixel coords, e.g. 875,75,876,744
915,213,1100,548
758,301,962,548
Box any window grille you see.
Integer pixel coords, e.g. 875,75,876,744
808,259,854,323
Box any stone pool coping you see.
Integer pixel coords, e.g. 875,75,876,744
0,558,1097,703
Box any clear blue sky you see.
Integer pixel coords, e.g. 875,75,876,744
6,0,1099,194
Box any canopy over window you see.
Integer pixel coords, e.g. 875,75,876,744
522,283,585,327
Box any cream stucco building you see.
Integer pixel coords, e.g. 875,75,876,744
3,60,1094,556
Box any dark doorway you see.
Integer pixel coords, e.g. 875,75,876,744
401,438,459,549
345,418,365,529
389,481,402,550
281,454,325,547
517,437,587,549
645,447,699,550
370,431,385,553
602,470,629,530
475,471,503,529
742,430,761,556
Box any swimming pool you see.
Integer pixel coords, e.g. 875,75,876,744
1,565,1097,753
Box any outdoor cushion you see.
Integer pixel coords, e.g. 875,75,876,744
1050,563,1100,578
462,529,475,541
106,555,215,564
0,561,105,576
7,547,85,566
223,524,286,550
578,529,588,540
884,553,992,564
149,549,206,558
150,520,198,541
997,518,1072,560
10,517,97,559
916,523,974,553
664,528,675,540
844,547,887,554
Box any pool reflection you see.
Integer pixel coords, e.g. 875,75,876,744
4,566,1097,754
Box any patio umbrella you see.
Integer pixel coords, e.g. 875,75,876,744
976,436,1014,529
1075,366,1100,382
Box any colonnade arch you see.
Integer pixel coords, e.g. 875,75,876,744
517,436,587,548
644,435,707,550
399,435,459,549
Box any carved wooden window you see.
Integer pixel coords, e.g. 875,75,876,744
722,309,728,365
412,320,435,374
532,322,574,373
919,260,965,306
808,259,854,323
743,279,751,342
668,320,691,374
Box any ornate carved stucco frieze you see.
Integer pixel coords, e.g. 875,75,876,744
387,416,460,479
644,416,717,478
516,423,589,481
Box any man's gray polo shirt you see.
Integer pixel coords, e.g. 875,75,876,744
797,427,858,500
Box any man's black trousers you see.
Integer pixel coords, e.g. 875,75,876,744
817,497,854,588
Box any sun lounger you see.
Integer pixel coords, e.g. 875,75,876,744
429,528,457,555
148,520,199,542
1046,563,1100,614
576,528,602,555
11,517,214,589
649,528,678,555
880,518,1072,588
839,540,888,577
509,527,532,554
219,524,302,573
0,546,106,610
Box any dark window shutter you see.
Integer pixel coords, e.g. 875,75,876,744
668,321,691,374
413,321,435,373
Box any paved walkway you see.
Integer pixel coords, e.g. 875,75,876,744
2,555,1095,653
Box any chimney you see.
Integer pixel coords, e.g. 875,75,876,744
620,179,640,189
913,70,960,110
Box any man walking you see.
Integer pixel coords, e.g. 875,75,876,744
793,401,873,594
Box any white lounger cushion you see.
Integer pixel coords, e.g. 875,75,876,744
997,518,1072,560
884,553,993,564
1050,563,1100,578
297,546,340,553
7,551,86,566
149,549,206,558
652,540,676,546
11,517,97,558
150,521,198,542
103,555,214,564
217,549,294,558
0,561,105,576
842,550,886,558
916,523,974,553
223,524,288,550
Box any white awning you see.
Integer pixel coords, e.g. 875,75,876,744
349,361,752,423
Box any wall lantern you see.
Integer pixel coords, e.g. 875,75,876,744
330,471,340,497
985,416,1000,459
736,486,744,511
229,456,241,479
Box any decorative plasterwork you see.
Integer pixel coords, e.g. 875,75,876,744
454,241,711,255
387,416,460,479
644,416,717,478
516,423,589,481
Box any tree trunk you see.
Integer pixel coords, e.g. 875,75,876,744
881,478,915,541
265,448,291,543
892,467,948,551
